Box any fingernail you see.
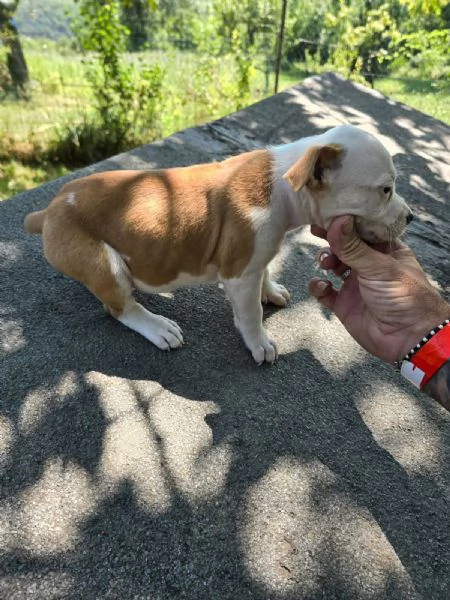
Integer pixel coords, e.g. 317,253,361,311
342,217,353,235
319,250,331,263
316,281,329,292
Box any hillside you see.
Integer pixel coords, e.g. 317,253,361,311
15,0,76,39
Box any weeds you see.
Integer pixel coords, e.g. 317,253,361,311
68,0,164,164
1,37,449,200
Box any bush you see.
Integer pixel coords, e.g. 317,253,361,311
60,0,164,165
390,29,450,80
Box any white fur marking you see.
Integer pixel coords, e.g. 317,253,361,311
133,265,219,294
103,242,131,290
270,124,409,240
66,192,76,206
249,206,269,230
118,302,183,350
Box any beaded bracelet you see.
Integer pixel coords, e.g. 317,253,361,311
403,318,450,361
397,319,450,389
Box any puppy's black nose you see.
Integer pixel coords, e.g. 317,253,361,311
406,212,414,225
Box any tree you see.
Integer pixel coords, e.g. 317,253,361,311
0,0,29,97
64,0,163,163
121,0,151,50
212,0,279,53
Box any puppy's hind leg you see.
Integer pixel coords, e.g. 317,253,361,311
43,224,183,350
101,244,184,350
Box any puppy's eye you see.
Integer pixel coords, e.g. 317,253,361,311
383,186,392,195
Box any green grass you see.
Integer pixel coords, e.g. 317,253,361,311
277,63,450,124
0,40,91,144
1,42,448,200
277,65,319,90
0,42,265,145
374,77,450,124
0,43,269,199
0,159,68,199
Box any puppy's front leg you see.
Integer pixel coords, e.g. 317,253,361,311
222,273,277,364
261,267,290,306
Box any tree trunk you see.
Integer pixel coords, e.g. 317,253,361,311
0,10,29,98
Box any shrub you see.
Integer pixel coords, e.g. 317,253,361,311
52,0,164,166
390,29,450,81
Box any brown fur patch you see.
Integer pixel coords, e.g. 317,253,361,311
42,199,130,313
24,209,46,234
37,149,274,302
283,144,343,192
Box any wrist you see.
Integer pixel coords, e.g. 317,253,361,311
398,318,450,391
396,302,450,363
422,359,450,410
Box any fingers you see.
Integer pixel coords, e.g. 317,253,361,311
308,278,338,311
326,216,389,275
314,219,390,277
317,248,351,278
313,217,422,278
317,248,337,269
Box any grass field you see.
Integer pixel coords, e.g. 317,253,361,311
0,41,269,199
277,66,450,124
1,40,449,200
375,77,450,124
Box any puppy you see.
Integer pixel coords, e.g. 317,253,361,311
24,125,411,364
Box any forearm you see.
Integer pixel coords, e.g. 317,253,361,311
423,359,450,412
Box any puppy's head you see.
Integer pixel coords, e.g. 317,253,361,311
283,125,412,242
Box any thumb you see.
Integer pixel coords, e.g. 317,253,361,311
327,216,388,275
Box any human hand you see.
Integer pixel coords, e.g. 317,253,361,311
309,216,450,364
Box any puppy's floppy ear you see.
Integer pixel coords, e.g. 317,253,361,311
283,144,344,192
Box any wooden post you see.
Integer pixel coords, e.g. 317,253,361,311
274,0,287,94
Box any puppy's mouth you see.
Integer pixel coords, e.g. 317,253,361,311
355,217,409,244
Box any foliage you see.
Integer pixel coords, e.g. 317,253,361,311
0,157,67,199
398,0,447,17
64,0,163,162
0,40,12,90
229,29,255,108
327,3,399,82
121,0,151,50
2,0,450,198
15,0,76,40
390,28,450,80
206,0,279,106
281,0,450,84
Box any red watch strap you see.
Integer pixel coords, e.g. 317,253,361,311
406,324,450,389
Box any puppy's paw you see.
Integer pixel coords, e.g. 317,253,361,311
261,281,290,307
152,316,184,350
250,334,278,365
117,302,184,350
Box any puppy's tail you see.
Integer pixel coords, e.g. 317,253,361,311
24,209,46,234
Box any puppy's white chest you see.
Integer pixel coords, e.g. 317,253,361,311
132,264,219,294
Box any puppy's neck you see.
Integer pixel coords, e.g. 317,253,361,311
270,138,323,230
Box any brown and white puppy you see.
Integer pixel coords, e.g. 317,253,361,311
24,125,411,364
